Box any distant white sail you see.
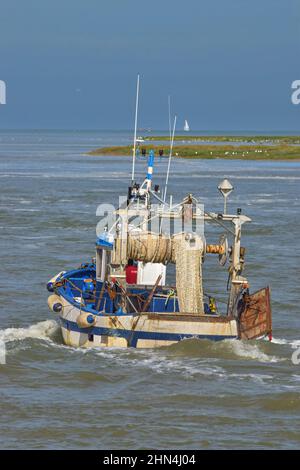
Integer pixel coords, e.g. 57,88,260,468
184,120,190,132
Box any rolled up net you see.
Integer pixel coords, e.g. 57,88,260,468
127,231,204,314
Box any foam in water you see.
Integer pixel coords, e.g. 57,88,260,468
0,319,288,368
267,337,300,349
267,337,288,345
0,320,59,344
94,347,222,377
225,340,281,363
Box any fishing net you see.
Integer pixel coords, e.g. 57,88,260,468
173,233,204,314
127,232,173,264
127,231,204,314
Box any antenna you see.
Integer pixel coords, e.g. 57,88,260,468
168,95,171,144
163,114,177,203
131,74,140,184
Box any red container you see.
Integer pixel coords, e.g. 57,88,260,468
125,264,138,284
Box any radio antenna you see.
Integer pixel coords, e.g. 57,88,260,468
131,74,140,184
168,95,171,144
163,114,177,203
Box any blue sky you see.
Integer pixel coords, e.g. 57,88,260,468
0,0,299,130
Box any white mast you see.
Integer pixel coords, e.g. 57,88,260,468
163,114,177,203
168,95,171,143
131,74,140,184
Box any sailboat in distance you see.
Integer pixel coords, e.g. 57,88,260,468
184,119,190,132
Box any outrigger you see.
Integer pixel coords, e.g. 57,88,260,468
47,148,272,348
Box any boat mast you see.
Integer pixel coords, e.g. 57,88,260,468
163,114,177,203
131,74,140,185
168,95,172,144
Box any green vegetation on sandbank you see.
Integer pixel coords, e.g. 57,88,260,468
88,144,300,160
144,135,300,144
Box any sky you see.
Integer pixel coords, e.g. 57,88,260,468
0,0,299,131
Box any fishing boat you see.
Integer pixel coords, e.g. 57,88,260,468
184,119,190,132
47,78,272,349
47,150,272,348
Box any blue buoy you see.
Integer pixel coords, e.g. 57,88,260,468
87,314,95,324
47,282,54,292
53,302,62,313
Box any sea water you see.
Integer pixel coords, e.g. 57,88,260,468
0,130,300,449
